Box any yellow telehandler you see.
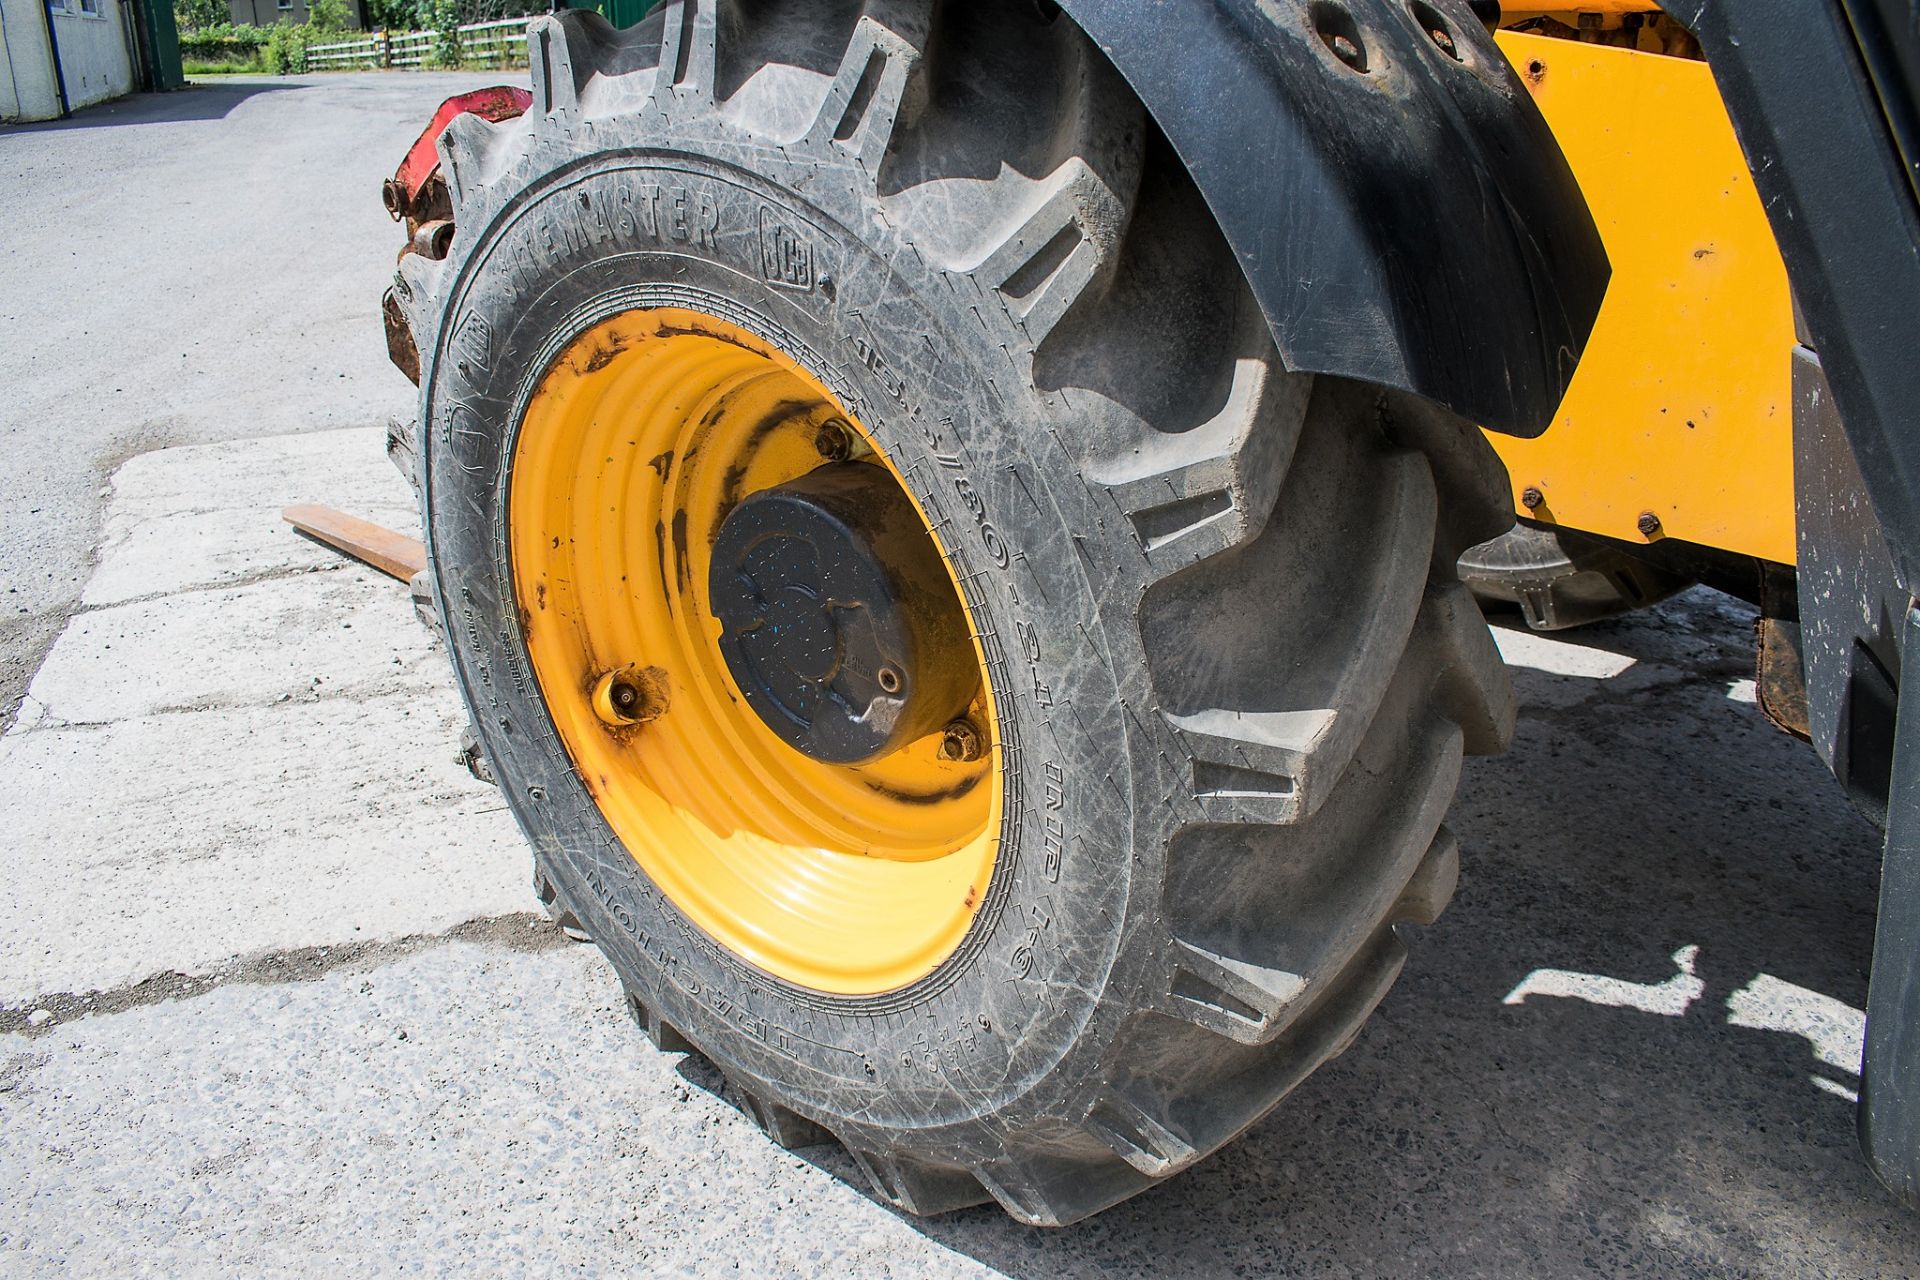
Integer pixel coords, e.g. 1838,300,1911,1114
374,0,1920,1222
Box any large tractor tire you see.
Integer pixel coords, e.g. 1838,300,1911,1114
394,0,1516,1224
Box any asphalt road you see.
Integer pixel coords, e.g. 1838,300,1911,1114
3,75,1918,1277
0,71,506,732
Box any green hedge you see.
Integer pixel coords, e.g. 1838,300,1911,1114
176,20,325,73
176,22,269,57
264,21,315,72
183,54,266,74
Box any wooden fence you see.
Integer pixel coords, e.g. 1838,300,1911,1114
307,17,529,70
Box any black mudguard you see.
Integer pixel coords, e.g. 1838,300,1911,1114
1057,0,1608,437
1665,0,1920,1211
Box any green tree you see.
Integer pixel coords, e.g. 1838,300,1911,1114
365,0,417,30
455,0,543,20
264,19,311,71
428,0,459,66
305,0,348,30
172,0,228,32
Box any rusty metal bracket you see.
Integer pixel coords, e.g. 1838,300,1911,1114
379,86,533,385
1757,561,1811,741
381,85,533,228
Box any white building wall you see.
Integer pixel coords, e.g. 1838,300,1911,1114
49,0,133,111
0,7,20,120
0,0,62,122
0,0,134,123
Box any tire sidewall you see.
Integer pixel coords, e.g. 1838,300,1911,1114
422,147,1151,1142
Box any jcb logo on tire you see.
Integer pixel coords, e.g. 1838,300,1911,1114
759,207,815,290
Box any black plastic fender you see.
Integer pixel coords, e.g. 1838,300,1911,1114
1660,0,1920,1215
1056,0,1608,437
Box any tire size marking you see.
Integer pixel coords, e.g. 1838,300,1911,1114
1014,617,1054,711
847,310,906,405
948,473,1009,570
579,852,864,1064
1042,759,1066,884
458,586,498,705
911,419,1011,573
502,633,533,701
1008,898,1054,982
904,1023,983,1075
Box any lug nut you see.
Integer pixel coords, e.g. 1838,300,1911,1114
1329,33,1364,69
1637,510,1663,538
938,718,985,763
1520,486,1544,511
592,665,666,726
1427,24,1458,57
814,419,854,462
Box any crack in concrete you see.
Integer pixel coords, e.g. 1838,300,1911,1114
71,559,371,614
0,913,575,1037
4,677,452,736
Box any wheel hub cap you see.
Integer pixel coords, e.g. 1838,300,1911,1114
709,463,976,765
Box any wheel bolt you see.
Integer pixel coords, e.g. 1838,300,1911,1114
593,665,665,726
814,419,854,461
938,718,984,762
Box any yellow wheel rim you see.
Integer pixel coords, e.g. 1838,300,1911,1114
510,308,1000,995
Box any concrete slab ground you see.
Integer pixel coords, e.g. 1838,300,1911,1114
0,429,526,1005
1,424,1916,1276
3,69,1917,1280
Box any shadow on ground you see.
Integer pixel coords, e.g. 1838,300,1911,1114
743,590,1914,1276
4,82,301,132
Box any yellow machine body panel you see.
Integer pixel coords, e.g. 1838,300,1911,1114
1488,30,1797,565
1506,3,1664,22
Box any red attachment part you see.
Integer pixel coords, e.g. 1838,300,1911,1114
388,85,533,211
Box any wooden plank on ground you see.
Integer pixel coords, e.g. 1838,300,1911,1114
282,504,427,583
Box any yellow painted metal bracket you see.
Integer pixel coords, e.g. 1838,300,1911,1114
1488,31,1797,565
